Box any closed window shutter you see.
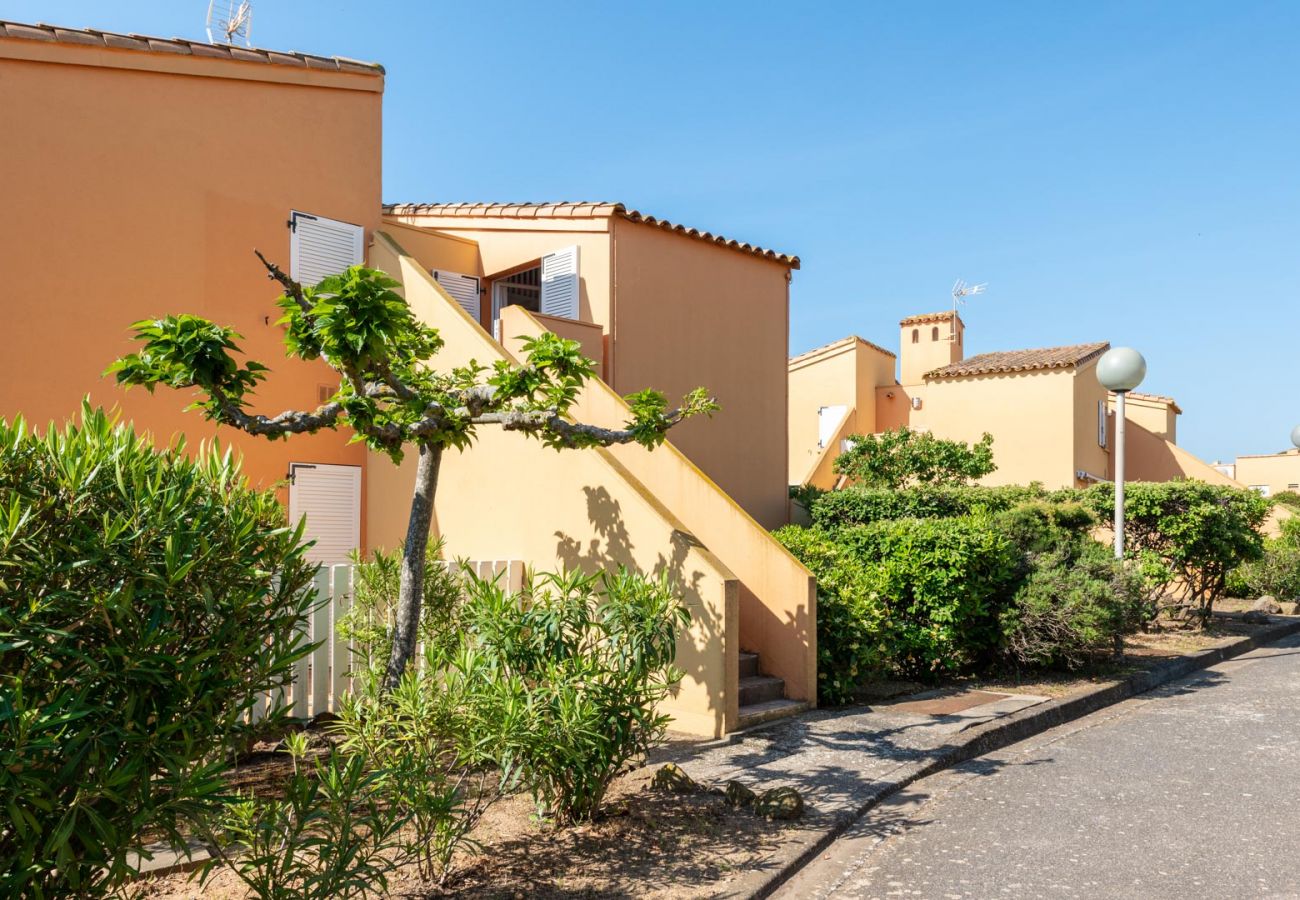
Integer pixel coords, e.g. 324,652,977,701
290,211,364,287
432,269,482,321
288,463,361,567
540,245,580,319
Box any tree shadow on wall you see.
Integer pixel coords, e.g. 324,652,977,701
555,485,726,727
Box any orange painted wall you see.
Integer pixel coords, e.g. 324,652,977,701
0,40,382,516
611,219,793,529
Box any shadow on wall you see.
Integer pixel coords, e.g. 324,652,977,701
556,485,724,716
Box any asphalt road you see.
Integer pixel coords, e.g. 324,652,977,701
775,632,1300,900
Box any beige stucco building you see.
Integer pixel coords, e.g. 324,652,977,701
1216,450,1300,498
1,20,814,736
790,310,1235,491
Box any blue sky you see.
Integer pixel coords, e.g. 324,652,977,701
11,1,1298,461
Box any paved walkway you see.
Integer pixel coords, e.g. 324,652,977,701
773,631,1300,899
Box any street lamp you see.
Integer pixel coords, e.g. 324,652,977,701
1098,347,1147,560
1292,424,1300,450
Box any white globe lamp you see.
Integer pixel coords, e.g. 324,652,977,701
1098,347,1147,560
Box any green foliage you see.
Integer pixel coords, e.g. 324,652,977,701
833,427,996,489
1000,536,1147,671
461,569,689,824
1236,517,1300,601
993,499,1098,556
197,737,404,900
336,538,464,677
109,263,716,464
811,483,1046,529
1079,481,1269,622
778,516,1020,694
1271,490,1300,511
772,526,889,704
0,405,316,897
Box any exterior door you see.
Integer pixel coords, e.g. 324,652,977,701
288,462,361,567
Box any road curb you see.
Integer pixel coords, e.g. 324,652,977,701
741,617,1300,899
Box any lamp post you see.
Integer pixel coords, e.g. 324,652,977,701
1098,347,1147,560
1293,425,1300,451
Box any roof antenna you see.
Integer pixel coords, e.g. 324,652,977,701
206,0,253,45
951,279,987,311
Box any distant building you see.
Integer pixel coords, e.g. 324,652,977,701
789,310,1236,491
1227,450,1300,497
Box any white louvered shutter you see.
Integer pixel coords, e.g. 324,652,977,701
290,211,365,287
817,405,848,449
288,463,361,567
431,270,482,321
540,245,580,319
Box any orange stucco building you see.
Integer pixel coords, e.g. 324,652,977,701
790,310,1236,491
1,20,814,736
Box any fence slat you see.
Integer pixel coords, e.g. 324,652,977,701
295,569,328,719
311,571,331,717
330,563,352,705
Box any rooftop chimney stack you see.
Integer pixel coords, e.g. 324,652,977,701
899,311,964,385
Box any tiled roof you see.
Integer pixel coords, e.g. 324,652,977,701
900,310,958,326
383,202,800,268
0,19,383,74
789,335,895,366
927,341,1109,380
1125,391,1182,413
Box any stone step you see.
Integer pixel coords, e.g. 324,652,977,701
736,698,811,730
739,674,785,707
738,651,760,679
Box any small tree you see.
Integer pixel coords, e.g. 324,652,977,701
109,255,715,688
833,427,996,489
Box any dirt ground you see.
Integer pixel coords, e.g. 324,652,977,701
131,605,1291,899
132,760,794,900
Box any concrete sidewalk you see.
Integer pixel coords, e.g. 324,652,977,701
650,616,1300,899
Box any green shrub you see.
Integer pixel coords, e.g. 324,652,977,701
461,568,689,824
811,483,1046,529
1001,539,1146,670
833,427,996,488
1272,490,1300,512
1079,481,1269,622
0,406,317,897
197,734,404,900
772,526,890,704
336,537,464,678
778,516,1021,693
994,499,1098,556
1236,518,1300,601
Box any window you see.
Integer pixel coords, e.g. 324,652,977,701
817,405,847,449
911,329,919,343
289,211,363,287
1289,483,1299,490
931,326,939,341
490,245,580,326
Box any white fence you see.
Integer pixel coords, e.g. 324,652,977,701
255,559,524,722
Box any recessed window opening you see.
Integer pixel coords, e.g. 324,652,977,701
911,329,919,343
493,265,542,314
931,326,939,341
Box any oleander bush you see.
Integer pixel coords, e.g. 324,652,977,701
0,405,317,897
461,568,689,824
1235,516,1300,602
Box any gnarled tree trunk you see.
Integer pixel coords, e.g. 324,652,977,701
384,442,442,690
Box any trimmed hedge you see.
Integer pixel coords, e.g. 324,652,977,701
810,483,1047,529
776,515,1021,700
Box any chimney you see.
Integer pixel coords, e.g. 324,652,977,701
899,311,963,384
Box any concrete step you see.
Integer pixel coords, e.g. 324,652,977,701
739,651,761,679
739,674,786,707
736,698,811,730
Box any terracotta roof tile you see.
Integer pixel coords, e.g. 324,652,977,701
790,334,896,366
900,310,958,326
0,19,383,74
383,201,800,268
927,341,1109,379
1125,391,1183,414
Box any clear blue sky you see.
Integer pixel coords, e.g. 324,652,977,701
12,1,1298,462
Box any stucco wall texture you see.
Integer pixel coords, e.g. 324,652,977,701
0,37,382,523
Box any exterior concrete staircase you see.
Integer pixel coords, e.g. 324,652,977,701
737,650,810,729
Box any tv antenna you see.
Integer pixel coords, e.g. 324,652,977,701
206,0,253,45
951,279,987,311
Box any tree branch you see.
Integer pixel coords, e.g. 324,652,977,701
254,249,309,313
